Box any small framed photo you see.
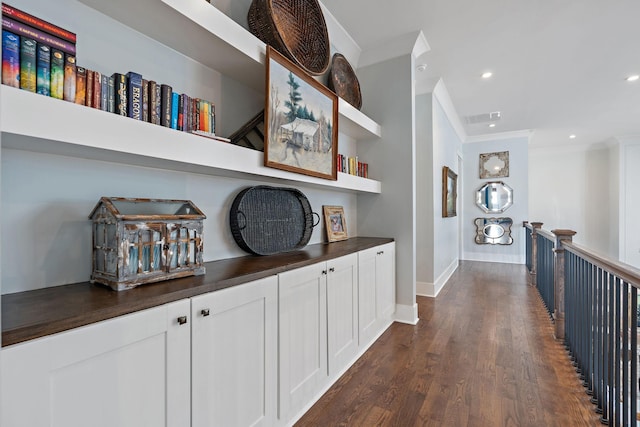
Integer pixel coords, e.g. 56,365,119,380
442,166,458,218
323,205,348,242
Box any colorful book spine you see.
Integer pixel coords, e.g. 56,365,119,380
148,80,160,125
62,54,75,101
74,66,86,104
171,91,179,129
35,43,50,95
112,73,127,116
85,69,94,107
107,75,115,113
50,48,64,99
100,74,108,111
92,70,101,109
141,79,149,122
160,84,172,127
19,36,36,92
2,16,75,56
126,71,143,120
1,3,77,43
2,30,20,88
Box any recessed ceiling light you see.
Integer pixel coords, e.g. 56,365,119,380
416,63,427,72
626,75,639,82
569,134,577,139
488,123,496,128
481,72,493,79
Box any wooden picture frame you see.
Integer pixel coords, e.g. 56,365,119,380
323,205,348,242
264,46,339,180
442,166,458,218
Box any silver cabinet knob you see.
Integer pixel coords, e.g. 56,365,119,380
201,308,210,317
177,316,188,325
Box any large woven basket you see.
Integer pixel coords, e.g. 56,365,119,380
248,0,330,76
230,186,320,255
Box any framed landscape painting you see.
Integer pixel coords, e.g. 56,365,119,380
264,46,338,180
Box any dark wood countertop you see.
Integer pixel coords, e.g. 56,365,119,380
2,237,393,347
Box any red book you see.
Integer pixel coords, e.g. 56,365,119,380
2,3,76,43
92,70,101,108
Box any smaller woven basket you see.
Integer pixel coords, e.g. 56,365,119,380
248,0,330,76
327,53,362,110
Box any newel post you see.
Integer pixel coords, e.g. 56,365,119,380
551,229,577,341
529,222,543,285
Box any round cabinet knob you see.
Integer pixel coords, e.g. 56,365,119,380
177,316,188,325
201,308,210,317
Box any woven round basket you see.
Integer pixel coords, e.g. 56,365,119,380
248,0,330,76
327,53,362,110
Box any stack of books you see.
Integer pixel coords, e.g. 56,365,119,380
1,2,228,142
337,154,369,178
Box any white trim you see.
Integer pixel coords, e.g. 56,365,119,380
433,79,467,145
358,31,430,69
416,259,458,298
394,303,419,325
465,129,533,144
463,253,525,264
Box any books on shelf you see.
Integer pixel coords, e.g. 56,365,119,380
0,2,230,145
338,154,369,178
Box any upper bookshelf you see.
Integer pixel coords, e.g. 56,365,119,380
76,0,381,140
0,87,381,194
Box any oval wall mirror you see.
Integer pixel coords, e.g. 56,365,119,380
474,217,513,245
475,181,513,213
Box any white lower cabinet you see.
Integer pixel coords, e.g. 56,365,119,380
0,300,191,427
358,242,396,346
326,253,359,376
191,276,278,427
278,261,328,421
1,243,394,427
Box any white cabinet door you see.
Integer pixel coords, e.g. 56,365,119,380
358,242,396,346
191,276,278,427
358,246,379,346
376,242,396,322
326,253,359,376
0,301,191,427
278,262,328,421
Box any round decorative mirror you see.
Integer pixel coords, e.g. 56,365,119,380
475,181,513,213
483,223,505,239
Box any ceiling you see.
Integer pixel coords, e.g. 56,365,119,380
321,0,640,147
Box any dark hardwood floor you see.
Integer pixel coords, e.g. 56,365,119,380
295,261,602,426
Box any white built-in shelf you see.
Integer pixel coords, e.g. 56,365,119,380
76,0,382,141
0,87,381,194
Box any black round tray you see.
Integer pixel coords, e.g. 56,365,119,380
230,186,319,255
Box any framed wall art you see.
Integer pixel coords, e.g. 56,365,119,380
323,205,348,242
479,151,509,179
264,46,339,180
442,166,458,218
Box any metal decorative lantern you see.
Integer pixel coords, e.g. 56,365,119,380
89,197,206,291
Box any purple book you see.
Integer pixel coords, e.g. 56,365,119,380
2,16,75,55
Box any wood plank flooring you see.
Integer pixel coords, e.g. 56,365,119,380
295,261,602,427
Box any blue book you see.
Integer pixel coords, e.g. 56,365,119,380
171,91,179,129
126,71,142,120
36,43,51,96
2,30,20,88
100,74,108,111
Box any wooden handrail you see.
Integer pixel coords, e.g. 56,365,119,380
537,228,556,242
564,241,640,288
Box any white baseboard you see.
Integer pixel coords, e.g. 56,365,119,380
416,259,458,297
394,303,418,325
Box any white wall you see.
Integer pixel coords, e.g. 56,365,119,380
462,136,529,264
529,143,616,257
415,94,433,290
430,92,462,286
619,138,640,267
0,0,365,294
356,54,416,316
